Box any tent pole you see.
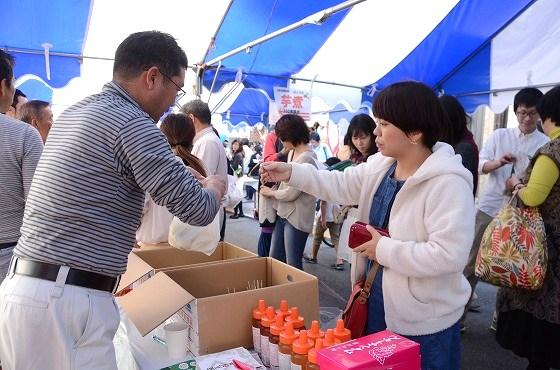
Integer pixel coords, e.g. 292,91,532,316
204,0,367,67
454,82,560,98
240,71,363,90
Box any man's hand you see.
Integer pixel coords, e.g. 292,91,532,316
353,225,384,261
202,175,226,203
320,216,327,229
260,162,292,183
498,153,516,166
482,153,516,174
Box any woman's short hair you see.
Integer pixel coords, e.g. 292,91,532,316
373,81,446,148
537,85,560,126
275,114,310,145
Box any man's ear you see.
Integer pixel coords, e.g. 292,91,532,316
0,78,7,98
31,118,39,128
145,67,159,90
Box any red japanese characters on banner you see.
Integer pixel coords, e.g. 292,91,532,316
272,86,311,123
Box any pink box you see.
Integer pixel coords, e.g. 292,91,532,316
317,330,420,370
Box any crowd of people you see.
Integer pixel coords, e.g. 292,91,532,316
0,29,559,370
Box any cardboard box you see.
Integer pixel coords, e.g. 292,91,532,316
118,257,320,356
317,330,420,370
116,242,256,294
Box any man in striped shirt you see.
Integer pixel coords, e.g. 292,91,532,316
0,32,225,369
0,52,43,280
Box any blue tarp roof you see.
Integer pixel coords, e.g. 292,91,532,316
202,0,349,97
5,0,557,116
1,0,92,89
220,88,270,126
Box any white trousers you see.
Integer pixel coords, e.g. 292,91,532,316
0,263,120,370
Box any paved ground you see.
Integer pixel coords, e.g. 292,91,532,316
225,200,530,370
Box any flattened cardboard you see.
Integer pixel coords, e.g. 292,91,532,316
118,258,320,355
115,242,256,294
116,252,154,294
118,272,195,336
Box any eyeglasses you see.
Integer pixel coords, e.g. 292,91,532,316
158,69,187,103
516,110,538,119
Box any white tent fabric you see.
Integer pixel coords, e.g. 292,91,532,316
489,0,560,112
295,0,459,87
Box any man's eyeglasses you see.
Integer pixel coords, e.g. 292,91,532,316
516,110,539,119
159,70,187,103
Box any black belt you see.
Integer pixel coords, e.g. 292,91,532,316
0,242,17,250
12,258,120,293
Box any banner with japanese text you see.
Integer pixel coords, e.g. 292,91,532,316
272,86,311,123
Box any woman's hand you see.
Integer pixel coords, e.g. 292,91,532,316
259,186,275,198
353,225,384,261
260,162,292,183
506,175,522,192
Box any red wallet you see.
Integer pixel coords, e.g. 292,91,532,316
348,221,390,249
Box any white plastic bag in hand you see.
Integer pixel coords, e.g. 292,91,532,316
168,213,220,255
222,175,243,209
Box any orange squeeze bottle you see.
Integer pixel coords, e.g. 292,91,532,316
278,322,299,370
260,306,275,366
252,299,267,354
307,338,324,370
269,313,285,370
290,330,314,370
333,319,351,343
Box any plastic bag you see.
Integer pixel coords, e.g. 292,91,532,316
222,175,242,209
168,213,220,255
135,195,174,245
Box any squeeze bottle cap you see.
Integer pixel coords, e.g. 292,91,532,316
270,313,285,335
323,329,341,347
285,307,305,329
276,299,290,318
334,319,351,342
292,330,314,355
307,338,324,364
279,322,299,345
307,320,324,341
261,306,275,328
252,299,266,320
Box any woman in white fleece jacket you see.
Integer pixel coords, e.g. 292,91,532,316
261,82,475,370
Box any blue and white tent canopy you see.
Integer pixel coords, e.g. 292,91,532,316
4,0,559,119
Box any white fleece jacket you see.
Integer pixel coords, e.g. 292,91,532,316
288,142,475,335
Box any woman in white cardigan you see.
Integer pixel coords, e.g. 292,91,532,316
261,82,475,370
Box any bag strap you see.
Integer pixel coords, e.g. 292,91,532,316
358,261,380,302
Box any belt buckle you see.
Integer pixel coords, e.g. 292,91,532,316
112,275,122,294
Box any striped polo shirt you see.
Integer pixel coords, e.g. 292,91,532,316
0,114,43,244
14,82,219,276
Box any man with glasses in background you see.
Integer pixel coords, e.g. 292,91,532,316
461,87,548,332
0,31,225,369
